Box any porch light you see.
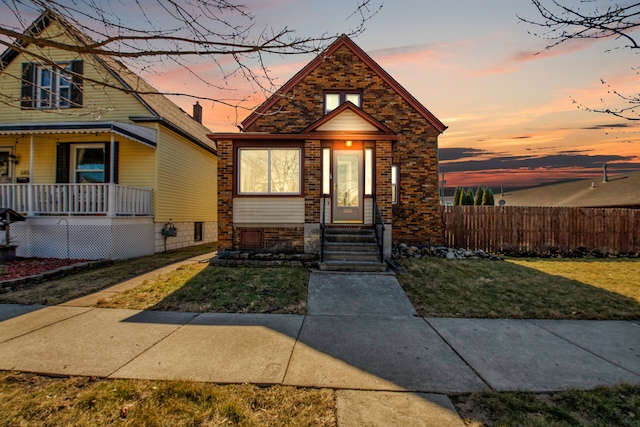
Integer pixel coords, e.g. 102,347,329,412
8,154,18,165
345,140,352,147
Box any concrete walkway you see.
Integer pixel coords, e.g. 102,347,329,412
0,260,639,426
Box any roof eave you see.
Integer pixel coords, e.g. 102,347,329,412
130,116,216,154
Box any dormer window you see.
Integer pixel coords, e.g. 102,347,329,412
324,91,361,114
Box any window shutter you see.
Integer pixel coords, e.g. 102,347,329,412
21,63,35,108
104,141,119,184
56,143,70,183
70,60,83,108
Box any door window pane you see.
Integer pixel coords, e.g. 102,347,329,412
337,154,359,207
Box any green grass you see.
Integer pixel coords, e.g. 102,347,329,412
0,243,217,306
453,384,640,427
0,371,336,427
397,257,640,319
95,263,309,314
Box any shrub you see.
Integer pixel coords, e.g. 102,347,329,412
482,188,495,205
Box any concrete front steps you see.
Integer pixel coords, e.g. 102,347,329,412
318,227,387,272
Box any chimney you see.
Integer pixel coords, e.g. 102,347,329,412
602,163,608,183
193,102,202,124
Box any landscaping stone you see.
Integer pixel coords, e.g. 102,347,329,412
211,251,318,268
393,243,501,261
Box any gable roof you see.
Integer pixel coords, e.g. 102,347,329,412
242,34,446,133
499,171,640,208
0,11,216,154
302,101,395,134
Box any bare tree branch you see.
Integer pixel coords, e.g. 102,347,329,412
0,0,383,121
519,0,640,120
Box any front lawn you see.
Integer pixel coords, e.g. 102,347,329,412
0,243,217,306
95,263,309,314
0,371,335,427
397,257,640,319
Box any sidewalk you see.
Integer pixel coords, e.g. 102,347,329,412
0,258,639,426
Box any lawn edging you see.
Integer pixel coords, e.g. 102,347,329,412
0,260,113,292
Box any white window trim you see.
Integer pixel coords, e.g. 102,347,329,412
238,148,302,195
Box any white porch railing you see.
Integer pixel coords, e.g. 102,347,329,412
0,184,152,216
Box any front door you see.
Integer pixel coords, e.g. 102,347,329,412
0,149,12,183
333,149,363,223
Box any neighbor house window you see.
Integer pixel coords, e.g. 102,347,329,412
194,222,203,241
238,148,301,194
72,144,105,183
21,61,83,109
324,91,362,114
391,165,398,204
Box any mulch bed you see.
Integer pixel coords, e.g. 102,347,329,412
0,258,87,281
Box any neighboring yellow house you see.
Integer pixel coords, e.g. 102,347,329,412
0,12,217,260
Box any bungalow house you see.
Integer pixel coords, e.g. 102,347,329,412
209,35,446,270
0,12,217,260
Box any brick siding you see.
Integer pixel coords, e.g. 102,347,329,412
244,46,444,245
233,226,305,252
217,139,233,250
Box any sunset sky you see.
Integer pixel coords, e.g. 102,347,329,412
4,0,639,190
167,0,639,190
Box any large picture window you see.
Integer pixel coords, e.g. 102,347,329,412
239,148,301,194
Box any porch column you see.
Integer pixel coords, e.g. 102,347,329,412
107,134,116,217
27,135,34,216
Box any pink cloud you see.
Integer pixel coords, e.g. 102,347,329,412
471,37,599,76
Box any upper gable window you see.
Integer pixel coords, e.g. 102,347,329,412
21,61,83,109
324,91,362,114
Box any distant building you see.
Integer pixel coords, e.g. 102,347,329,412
498,171,640,209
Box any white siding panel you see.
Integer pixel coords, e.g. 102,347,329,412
316,110,378,132
234,198,304,223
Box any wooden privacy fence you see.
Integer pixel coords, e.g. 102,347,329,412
443,206,640,254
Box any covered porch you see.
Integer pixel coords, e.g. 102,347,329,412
0,182,152,216
0,121,155,217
